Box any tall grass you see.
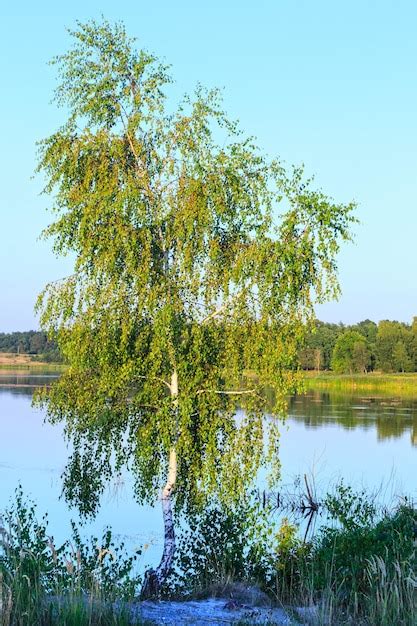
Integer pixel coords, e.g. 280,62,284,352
273,485,417,624
0,364,65,373
0,488,145,626
304,371,417,396
278,554,417,625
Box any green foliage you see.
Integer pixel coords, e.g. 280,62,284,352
164,481,417,623
166,497,275,595
2,485,417,624
331,330,370,374
0,487,141,625
323,481,376,530
393,340,413,373
0,331,61,361
272,517,309,602
299,320,344,370
299,316,417,375
310,486,417,609
35,18,355,518
0,486,62,614
168,499,310,603
376,320,415,373
63,524,141,601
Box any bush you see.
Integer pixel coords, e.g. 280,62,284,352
2,482,417,624
311,483,417,598
167,482,417,624
167,497,276,597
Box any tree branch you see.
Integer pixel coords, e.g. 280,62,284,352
196,388,257,396
201,289,246,325
46,273,77,286
133,375,172,391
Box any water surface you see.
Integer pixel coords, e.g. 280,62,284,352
1,371,417,565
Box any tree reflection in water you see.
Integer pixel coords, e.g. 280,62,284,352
288,391,417,446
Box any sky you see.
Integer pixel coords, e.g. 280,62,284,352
0,0,416,331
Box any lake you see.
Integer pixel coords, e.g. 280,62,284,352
1,370,417,568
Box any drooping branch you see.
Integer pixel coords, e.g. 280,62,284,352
133,375,172,391
201,289,247,325
196,389,257,396
40,273,77,288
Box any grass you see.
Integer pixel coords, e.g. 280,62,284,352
0,363,65,372
0,594,149,626
0,487,145,625
304,371,417,396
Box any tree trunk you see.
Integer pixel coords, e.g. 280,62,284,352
141,371,178,599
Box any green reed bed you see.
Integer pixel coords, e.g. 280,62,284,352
305,372,417,397
0,364,65,373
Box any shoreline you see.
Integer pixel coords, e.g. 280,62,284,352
304,371,417,396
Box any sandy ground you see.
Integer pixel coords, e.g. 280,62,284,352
0,353,48,366
133,598,300,625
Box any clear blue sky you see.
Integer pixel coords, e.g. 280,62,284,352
1,1,416,331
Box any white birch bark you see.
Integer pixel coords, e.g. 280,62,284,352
141,370,178,597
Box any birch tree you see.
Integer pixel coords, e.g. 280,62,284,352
35,19,356,596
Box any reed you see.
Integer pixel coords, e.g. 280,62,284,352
0,488,145,626
305,372,417,396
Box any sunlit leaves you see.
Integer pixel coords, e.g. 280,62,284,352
35,19,356,517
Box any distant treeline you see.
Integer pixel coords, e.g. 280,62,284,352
0,331,61,362
301,318,417,373
2,320,417,373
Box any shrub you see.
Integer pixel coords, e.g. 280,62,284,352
311,484,417,599
167,497,276,596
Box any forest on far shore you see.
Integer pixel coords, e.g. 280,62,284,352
0,331,61,362
301,318,417,374
1,317,416,373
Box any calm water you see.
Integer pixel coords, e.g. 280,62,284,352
1,371,417,566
